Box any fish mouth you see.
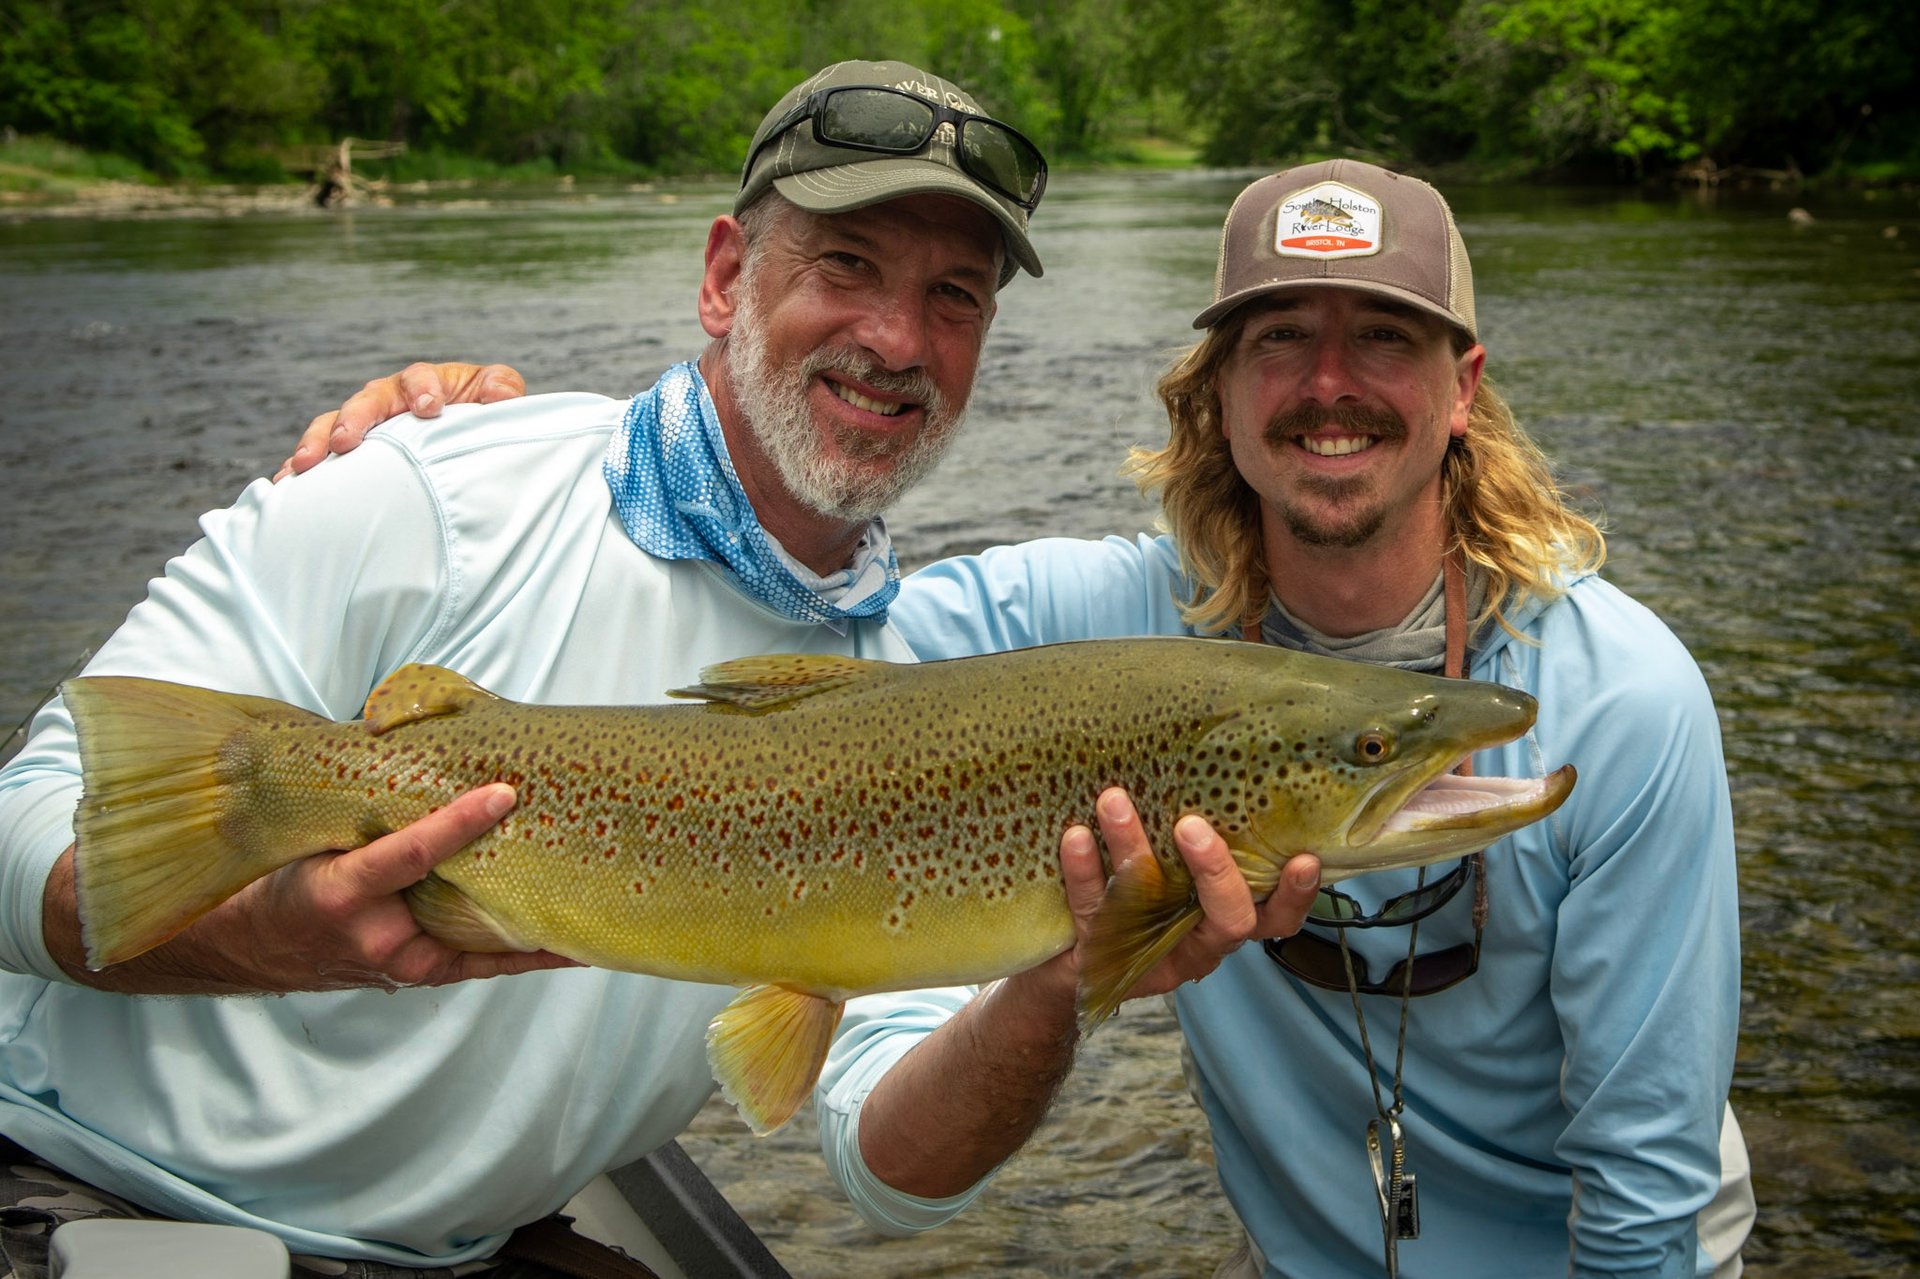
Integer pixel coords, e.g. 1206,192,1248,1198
1338,762,1576,877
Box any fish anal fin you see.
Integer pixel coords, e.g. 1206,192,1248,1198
362,664,503,735
668,654,886,712
706,984,846,1135
1076,851,1202,1036
404,874,535,952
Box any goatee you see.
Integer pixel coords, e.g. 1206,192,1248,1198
1263,402,1408,548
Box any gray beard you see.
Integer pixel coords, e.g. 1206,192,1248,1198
725,287,967,522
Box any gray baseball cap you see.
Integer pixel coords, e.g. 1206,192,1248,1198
1194,159,1476,342
735,59,1044,286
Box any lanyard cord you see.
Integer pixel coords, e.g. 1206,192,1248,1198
1251,551,1472,1278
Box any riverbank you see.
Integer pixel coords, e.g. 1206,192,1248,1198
9,131,1911,223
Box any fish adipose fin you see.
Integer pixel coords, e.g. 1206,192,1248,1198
1076,852,1203,1035
405,875,535,952
64,676,327,969
362,664,504,735
669,654,886,712
706,984,847,1135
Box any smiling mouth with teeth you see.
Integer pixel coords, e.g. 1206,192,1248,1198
1301,435,1376,457
827,380,910,418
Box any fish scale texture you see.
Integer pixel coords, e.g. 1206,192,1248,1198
77,637,1559,1001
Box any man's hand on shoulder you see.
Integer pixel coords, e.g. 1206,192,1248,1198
47,783,580,995
275,362,529,481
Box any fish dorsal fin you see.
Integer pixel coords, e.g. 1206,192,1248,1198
667,653,885,712
362,664,503,735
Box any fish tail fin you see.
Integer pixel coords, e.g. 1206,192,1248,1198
706,984,845,1136
64,675,321,969
1076,852,1203,1036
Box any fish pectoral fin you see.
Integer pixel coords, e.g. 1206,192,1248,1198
668,654,887,712
404,875,536,952
361,664,504,735
1076,852,1202,1036
706,984,846,1136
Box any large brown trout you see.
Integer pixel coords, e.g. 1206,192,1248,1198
66,637,1573,1132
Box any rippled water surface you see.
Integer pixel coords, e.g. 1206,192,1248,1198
2,173,1916,1276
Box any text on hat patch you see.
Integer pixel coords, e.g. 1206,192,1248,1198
1274,181,1383,260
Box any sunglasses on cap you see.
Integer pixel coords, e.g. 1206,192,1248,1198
1265,857,1483,997
746,85,1049,212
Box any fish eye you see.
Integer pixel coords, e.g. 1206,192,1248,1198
1353,731,1394,765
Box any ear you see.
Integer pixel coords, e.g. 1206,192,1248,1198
699,216,748,339
1450,344,1486,438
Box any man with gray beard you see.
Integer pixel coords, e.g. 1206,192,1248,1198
0,58,1320,1276
724,204,964,523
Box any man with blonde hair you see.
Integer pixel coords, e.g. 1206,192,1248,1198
892,161,1749,1278
303,159,1749,1277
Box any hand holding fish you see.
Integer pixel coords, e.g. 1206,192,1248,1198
1061,788,1323,999
274,361,523,482
46,782,579,995
852,787,1321,1199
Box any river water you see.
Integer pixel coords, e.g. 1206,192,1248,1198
1,172,1916,1276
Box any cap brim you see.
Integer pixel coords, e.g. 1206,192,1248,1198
772,160,1042,283
1193,277,1475,343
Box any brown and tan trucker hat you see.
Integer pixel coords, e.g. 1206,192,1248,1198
1193,159,1476,342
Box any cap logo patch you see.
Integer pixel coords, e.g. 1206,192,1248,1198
1274,181,1382,260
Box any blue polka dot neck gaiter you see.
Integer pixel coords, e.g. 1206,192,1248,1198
602,361,901,628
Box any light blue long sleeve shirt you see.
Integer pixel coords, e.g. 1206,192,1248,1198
838,532,1741,1279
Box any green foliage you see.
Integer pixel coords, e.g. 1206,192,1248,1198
1,0,1912,182
1453,0,1700,171
0,0,321,176
0,132,152,191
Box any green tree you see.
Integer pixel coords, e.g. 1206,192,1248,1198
456,0,621,166
1012,0,1121,157
1125,0,1473,167
294,0,473,144
1641,0,1919,175
598,0,803,173
1,0,319,175
6,0,1912,183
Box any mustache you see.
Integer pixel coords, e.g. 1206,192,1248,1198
800,345,947,418
1262,402,1407,446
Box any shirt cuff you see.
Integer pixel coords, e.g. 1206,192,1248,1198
0,775,79,981
815,990,994,1235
